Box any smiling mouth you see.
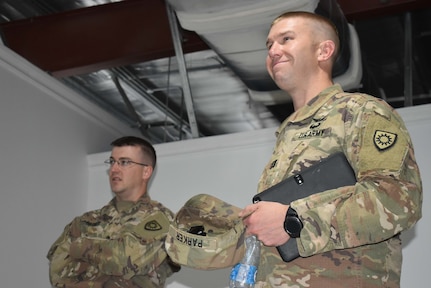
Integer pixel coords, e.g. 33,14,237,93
271,62,286,73
272,59,288,68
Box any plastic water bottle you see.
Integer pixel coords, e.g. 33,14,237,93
229,235,261,288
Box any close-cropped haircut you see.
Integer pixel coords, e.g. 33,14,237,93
111,136,157,168
271,11,340,60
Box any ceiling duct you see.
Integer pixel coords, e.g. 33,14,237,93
167,0,362,104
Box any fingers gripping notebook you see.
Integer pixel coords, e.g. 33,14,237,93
252,152,357,262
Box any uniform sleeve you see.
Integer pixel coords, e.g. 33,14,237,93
292,99,423,257
47,218,107,287
69,210,172,280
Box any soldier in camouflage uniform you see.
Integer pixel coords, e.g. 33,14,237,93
47,136,180,287
240,11,423,287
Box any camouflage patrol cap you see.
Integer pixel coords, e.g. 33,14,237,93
165,194,246,270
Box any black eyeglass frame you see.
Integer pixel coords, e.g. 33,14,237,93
104,158,149,168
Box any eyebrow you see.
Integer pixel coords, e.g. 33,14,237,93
266,30,294,47
109,156,132,160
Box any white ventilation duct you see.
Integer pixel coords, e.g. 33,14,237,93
167,0,362,104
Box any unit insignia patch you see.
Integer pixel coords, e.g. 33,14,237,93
145,220,163,231
373,130,397,151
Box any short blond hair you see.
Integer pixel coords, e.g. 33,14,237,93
271,11,340,60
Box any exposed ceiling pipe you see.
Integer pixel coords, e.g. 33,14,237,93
404,12,413,107
165,2,200,138
111,66,194,138
111,74,153,140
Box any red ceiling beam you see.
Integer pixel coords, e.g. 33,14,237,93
0,0,208,78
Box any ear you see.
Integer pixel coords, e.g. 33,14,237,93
317,40,336,61
142,165,153,181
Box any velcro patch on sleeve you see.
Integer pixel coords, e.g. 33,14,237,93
125,212,170,239
360,114,407,172
143,213,170,233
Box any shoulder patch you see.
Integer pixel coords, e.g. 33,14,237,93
125,211,170,238
373,130,397,151
360,110,408,172
144,220,163,231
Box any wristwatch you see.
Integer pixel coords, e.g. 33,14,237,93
283,206,303,238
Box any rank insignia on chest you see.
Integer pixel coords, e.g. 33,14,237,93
373,130,397,151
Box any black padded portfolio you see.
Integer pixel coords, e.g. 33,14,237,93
252,152,357,262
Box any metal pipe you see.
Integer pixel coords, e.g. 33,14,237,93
165,2,200,138
404,12,413,107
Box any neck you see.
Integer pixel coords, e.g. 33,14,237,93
289,78,333,111
115,187,147,202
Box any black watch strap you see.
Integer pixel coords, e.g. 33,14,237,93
284,206,303,238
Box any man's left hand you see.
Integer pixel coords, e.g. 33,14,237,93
239,201,290,246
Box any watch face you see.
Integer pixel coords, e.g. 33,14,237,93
285,216,302,238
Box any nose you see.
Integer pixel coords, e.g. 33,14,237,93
268,42,281,59
268,46,279,59
109,161,121,171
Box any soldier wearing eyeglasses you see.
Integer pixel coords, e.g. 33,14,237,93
47,136,180,287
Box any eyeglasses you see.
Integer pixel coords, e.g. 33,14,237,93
104,158,149,168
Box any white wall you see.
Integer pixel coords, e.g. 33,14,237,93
88,104,431,288
0,45,139,287
396,106,430,287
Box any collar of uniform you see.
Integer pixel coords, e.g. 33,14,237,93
275,84,344,136
113,194,151,212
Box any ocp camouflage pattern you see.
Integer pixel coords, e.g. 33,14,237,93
47,195,178,287
165,194,246,270
254,84,422,288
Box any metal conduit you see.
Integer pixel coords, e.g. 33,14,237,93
111,66,193,138
404,12,413,107
165,2,200,138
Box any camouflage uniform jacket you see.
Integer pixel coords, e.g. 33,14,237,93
255,84,422,288
47,195,178,288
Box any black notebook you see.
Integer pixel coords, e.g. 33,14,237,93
252,152,357,262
